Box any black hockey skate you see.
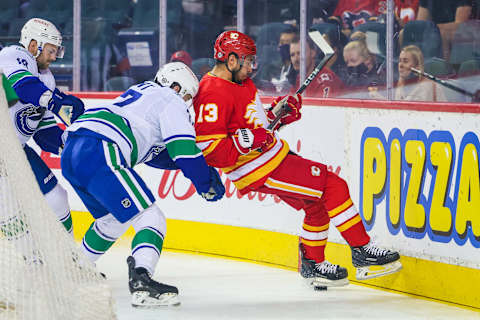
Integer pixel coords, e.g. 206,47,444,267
127,256,180,307
351,241,402,280
299,244,349,289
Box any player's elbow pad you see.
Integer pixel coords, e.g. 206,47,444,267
13,77,51,107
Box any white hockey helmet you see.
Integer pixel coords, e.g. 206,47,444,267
154,62,199,101
20,18,64,58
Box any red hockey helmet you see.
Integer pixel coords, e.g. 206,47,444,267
214,30,256,62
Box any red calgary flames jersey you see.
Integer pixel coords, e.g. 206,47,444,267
194,73,290,192
294,67,344,98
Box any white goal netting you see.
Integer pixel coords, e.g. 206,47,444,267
0,71,116,319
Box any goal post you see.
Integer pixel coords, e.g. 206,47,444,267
0,70,116,319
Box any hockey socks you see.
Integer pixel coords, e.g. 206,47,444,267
82,221,116,262
131,227,164,275
327,199,370,247
59,211,73,235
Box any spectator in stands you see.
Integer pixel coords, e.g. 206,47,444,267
369,45,447,101
311,0,339,25
289,34,344,98
395,0,420,26
315,22,348,78
330,0,385,37
341,31,386,90
270,25,298,95
396,45,447,101
416,0,473,59
170,50,193,67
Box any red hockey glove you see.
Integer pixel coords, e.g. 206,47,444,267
232,127,275,154
266,94,302,130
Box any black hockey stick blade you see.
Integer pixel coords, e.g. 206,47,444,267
410,67,475,98
266,30,335,130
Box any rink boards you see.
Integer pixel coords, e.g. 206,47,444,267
42,93,480,310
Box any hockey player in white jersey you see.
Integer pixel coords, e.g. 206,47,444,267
0,18,85,238
61,62,226,307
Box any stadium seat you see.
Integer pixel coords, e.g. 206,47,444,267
105,76,136,91
449,20,480,67
402,20,443,59
352,22,390,57
0,0,19,37
458,59,480,77
424,58,453,77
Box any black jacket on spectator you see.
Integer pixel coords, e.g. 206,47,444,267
340,58,386,89
419,0,473,24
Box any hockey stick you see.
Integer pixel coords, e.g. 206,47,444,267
267,29,335,130
410,67,480,102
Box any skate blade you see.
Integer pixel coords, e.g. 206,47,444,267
355,261,402,280
303,276,349,289
131,291,180,308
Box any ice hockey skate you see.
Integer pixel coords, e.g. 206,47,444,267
299,243,349,289
127,256,180,307
351,241,402,280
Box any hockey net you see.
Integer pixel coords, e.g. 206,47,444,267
0,71,116,319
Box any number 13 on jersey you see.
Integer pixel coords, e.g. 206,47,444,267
196,103,218,123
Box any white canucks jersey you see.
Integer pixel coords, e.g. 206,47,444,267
0,44,58,147
0,45,40,103
8,69,58,146
67,81,202,167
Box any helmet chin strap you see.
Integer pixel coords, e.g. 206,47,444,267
34,45,43,58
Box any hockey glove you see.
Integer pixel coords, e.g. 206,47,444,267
199,167,225,202
232,127,275,154
47,89,85,125
266,94,302,130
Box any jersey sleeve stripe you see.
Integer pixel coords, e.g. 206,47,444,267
201,139,222,157
37,119,58,129
76,111,138,165
164,134,196,143
166,139,203,160
10,73,37,89
196,133,227,142
171,152,204,161
7,69,29,78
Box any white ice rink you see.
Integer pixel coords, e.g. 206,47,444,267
97,247,479,320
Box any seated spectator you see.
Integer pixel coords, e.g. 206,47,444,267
311,0,339,25
270,25,298,95
369,45,447,101
340,31,386,89
289,34,344,98
170,50,193,67
416,0,473,59
330,0,384,37
395,0,420,26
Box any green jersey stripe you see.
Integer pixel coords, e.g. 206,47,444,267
7,70,34,86
2,74,19,103
107,143,149,209
79,111,138,166
166,139,203,160
38,119,57,128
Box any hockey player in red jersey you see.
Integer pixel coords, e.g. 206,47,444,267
194,30,402,288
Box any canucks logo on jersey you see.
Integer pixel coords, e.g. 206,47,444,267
15,104,45,137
